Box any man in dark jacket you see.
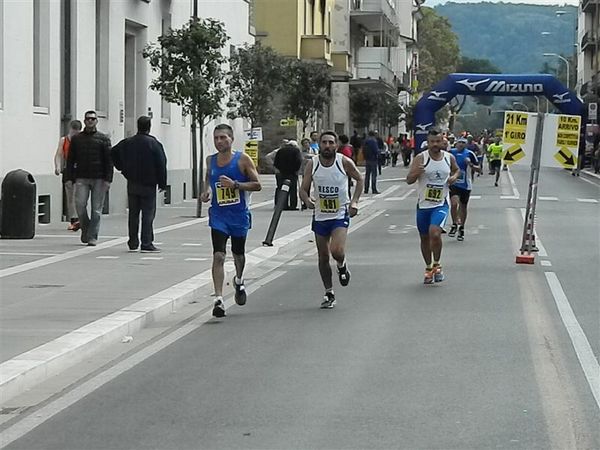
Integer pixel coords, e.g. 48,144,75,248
274,142,302,210
112,116,167,252
363,131,380,194
67,110,113,246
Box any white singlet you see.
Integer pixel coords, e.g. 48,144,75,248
312,153,350,221
417,151,451,209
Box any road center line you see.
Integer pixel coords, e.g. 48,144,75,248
544,272,600,410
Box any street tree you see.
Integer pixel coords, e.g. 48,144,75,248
350,88,379,130
282,60,331,135
377,93,405,136
226,43,286,128
143,18,228,217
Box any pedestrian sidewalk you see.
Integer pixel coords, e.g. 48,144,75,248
0,171,402,403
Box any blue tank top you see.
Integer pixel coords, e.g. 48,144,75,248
450,148,478,190
209,151,250,225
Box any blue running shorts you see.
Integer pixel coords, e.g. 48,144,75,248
416,203,449,235
312,215,350,237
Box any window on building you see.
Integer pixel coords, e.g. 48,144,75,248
161,14,172,123
95,0,109,116
247,0,256,36
306,0,314,35
33,0,49,110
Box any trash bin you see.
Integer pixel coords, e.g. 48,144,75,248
1,169,36,239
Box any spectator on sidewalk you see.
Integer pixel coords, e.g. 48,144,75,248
350,130,362,161
363,131,380,194
112,116,167,252
54,120,82,231
309,131,320,154
274,141,303,210
67,110,113,246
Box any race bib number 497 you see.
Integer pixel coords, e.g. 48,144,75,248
425,184,443,203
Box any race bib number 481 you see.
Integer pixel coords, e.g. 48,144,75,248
425,184,443,203
216,183,240,206
319,196,340,213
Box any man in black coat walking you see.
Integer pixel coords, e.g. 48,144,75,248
112,116,167,252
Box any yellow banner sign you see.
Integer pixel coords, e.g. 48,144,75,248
556,115,580,149
503,112,528,144
502,144,526,165
553,146,577,168
244,140,259,167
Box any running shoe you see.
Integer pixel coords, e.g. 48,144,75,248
457,227,464,242
233,277,247,306
423,269,434,285
320,292,336,309
141,245,161,253
212,298,226,318
433,265,445,283
338,264,351,287
448,224,458,237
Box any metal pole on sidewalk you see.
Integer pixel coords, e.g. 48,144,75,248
517,113,545,263
263,179,291,247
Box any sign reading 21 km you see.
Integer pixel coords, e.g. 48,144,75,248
502,112,528,164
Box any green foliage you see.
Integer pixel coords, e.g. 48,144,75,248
143,18,228,124
417,7,460,93
377,93,405,134
282,60,331,133
435,2,577,75
226,43,286,127
350,88,378,129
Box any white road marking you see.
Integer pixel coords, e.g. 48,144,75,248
470,195,481,200
184,258,208,262
519,208,548,257
545,272,600,410
34,235,122,239
379,177,406,182
399,188,416,201
576,198,598,203
540,260,552,267
140,257,163,261
500,195,519,200
538,196,559,201
580,177,600,187
384,197,403,201
374,184,401,199
0,199,273,279
0,252,58,257
507,168,520,198
287,260,303,266
182,243,203,246
96,256,119,260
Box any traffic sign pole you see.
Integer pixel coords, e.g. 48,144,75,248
517,113,545,264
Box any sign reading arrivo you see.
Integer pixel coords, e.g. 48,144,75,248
540,114,581,169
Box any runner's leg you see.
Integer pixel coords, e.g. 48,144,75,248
211,229,228,297
315,233,333,291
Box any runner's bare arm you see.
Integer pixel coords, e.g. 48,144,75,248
406,153,424,185
342,156,363,206
200,156,212,202
448,154,461,185
238,153,262,191
299,159,315,209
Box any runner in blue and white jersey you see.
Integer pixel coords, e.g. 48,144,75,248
448,137,481,241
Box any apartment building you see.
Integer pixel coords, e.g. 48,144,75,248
0,0,254,225
577,0,599,112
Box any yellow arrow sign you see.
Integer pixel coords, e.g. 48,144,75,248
502,144,525,165
553,146,577,168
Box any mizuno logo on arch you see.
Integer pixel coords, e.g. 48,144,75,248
484,81,544,93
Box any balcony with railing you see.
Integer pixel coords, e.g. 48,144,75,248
581,31,598,52
582,0,599,13
352,47,398,88
300,35,332,64
350,0,397,32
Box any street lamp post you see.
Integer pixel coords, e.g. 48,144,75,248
543,52,570,89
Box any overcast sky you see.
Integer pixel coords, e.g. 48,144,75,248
424,0,578,6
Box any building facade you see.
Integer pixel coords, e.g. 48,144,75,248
0,0,254,225
577,0,599,111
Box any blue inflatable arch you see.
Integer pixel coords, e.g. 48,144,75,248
413,73,586,151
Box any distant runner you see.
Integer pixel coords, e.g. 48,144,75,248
488,137,503,187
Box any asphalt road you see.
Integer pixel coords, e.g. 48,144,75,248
1,166,598,450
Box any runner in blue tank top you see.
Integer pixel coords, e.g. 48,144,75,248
200,124,261,318
448,137,480,241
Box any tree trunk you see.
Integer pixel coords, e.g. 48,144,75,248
191,119,198,199
196,120,205,218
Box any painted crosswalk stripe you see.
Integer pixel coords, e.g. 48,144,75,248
470,195,481,200
184,258,208,262
538,196,559,201
576,198,598,203
141,257,163,260
540,260,552,267
182,243,203,246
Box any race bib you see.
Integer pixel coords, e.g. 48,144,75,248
215,182,240,206
425,184,444,203
319,196,340,213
